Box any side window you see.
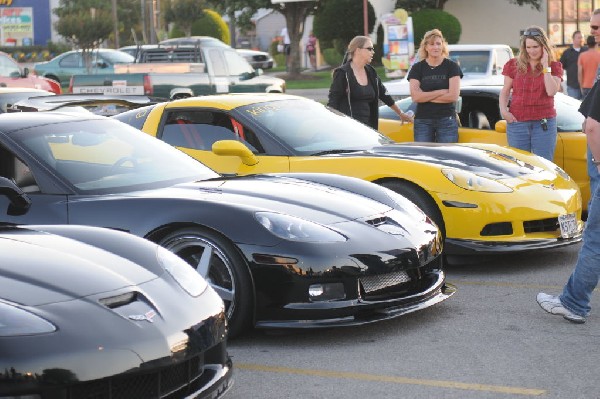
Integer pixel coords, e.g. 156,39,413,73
161,110,263,152
495,49,511,74
207,49,227,76
223,50,254,76
0,146,38,192
59,53,82,68
0,54,20,76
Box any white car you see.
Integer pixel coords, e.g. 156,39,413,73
236,48,274,70
384,44,514,97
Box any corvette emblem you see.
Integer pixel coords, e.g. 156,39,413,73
128,310,157,323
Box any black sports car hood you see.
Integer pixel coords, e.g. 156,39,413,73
0,229,159,306
355,143,545,179
169,175,393,223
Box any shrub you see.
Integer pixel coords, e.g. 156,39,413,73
313,0,374,50
411,9,461,46
322,48,343,68
169,9,230,44
191,9,230,44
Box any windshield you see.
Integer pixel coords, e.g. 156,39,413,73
12,118,219,193
100,50,135,64
449,51,489,74
555,93,584,132
237,99,393,154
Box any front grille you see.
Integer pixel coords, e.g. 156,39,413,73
360,271,411,293
524,217,559,233
68,355,204,399
252,54,268,61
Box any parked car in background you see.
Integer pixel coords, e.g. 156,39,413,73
378,86,590,210
70,42,285,99
0,186,232,398
32,49,134,89
0,51,61,94
11,93,160,115
113,94,583,259
0,87,54,112
0,112,454,336
384,44,514,97
236,48,274,70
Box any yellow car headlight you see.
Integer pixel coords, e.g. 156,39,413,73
442,168,513,193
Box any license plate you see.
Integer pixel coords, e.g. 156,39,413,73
558,213,578,238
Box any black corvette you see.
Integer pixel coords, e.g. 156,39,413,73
0,112,454,336
0,218,231,398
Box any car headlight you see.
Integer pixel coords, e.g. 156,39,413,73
157,246,208,297
0,301,56,337
255,212,347,242
442,168,513,193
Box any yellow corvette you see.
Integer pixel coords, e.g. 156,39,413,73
114,93,583,257
378,86,590,209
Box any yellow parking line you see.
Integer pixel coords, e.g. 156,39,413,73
236,363,546,396
450,280,598,292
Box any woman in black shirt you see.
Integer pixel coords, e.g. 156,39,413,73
408,29,462,142
328,35,413,129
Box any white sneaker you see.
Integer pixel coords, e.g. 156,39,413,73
536,293,586,324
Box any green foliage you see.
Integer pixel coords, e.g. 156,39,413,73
53,0,113,49
191,9,230,44
322,48,343,68
165,0,207,37
313,0,374,51
411,9,461,46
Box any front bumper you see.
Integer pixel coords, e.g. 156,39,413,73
445,233,583,255
254,271,455,329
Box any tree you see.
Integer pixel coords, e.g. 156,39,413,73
165,0,207,37
54,0,113,50
205,0,266,48
396,0,542,12
53,0,113,72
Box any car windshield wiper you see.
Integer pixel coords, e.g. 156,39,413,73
311,149,358,156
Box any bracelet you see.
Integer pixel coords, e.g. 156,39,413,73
544,67,551,74
592,156,600,165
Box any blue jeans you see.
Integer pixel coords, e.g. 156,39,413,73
560,181,600,317
506,117,557,161
414,116,458,143
587,146,600,209
566,85,583,100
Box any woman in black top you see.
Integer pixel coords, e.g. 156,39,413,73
408,29,462,142
328,35,413,129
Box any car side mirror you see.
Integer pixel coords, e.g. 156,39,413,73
0,176,31,215
495,120,507,133
212,140,258,166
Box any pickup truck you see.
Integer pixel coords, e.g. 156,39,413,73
69,43,285,100
384,44,514,97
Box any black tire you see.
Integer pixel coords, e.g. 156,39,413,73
157,227,253,337
380,180,446,237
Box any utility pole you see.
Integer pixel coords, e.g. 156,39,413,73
112,0,119,48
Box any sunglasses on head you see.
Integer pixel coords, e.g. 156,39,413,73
522,29,543,37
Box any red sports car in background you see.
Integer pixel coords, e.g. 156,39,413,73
0,51,61,94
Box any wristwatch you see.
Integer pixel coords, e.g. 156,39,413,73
544,67,551,74
592,155,600,165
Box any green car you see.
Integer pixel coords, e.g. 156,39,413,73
32,49,134,89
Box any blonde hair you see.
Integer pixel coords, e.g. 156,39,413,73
517,25,555,74
417,29,449,60
345,35,371,62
